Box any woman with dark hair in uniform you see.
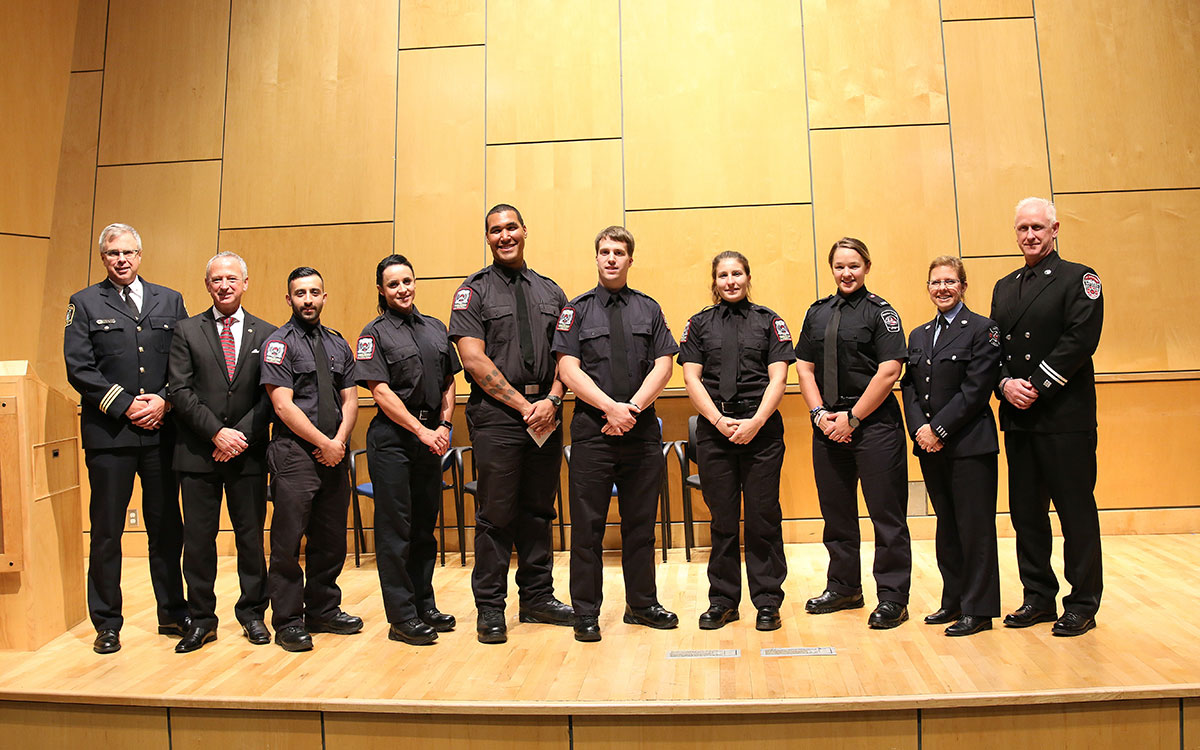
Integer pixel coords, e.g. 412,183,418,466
795,237,912,629
354,255,461,646
678,251,794,631
900,256,1001,636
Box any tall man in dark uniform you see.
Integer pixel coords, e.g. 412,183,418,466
554,225,678,642
260,267,360,652
449,204,573,644
168,251,276,652
64,222,189,654
991,197,1104,637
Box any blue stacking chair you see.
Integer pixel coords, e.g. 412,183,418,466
670,414,702,562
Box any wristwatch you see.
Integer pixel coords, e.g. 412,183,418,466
439,420,453,430
547,394,563,409
847,412,861,430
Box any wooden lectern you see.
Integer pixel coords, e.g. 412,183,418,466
0,361,85,650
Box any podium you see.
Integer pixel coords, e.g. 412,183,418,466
0,361,85,650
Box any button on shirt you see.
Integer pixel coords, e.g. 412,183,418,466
354,306,462,412
259,316,355,441
677,300,796,403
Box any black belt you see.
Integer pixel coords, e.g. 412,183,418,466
405,406,440,425
717,399,759,416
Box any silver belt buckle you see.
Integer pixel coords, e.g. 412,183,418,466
524,384,540,395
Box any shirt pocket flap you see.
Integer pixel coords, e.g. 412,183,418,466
580,326,609,341
482,305,512,321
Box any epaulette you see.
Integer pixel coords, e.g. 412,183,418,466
569,287,597,305
322,325,343,337
809,294,835,308
865,293,891,307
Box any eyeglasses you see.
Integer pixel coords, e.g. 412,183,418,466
103,249,139,259
927,279,961,289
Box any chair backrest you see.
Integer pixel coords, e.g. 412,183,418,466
440,427,454,472
686,414,699,464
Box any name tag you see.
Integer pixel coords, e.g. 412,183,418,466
96,318,116,324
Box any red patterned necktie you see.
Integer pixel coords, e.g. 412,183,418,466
220,316,236,379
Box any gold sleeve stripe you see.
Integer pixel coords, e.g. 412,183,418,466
100,384,124,413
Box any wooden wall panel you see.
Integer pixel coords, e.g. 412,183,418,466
960,255,1022,328
399,0,485,49
0,0,78,237
396,46,485,277
944,19,1051,258
98,0,229,165
0,702,168,749
1186,698,1200,750
804,0,947,129
221,0,398,228
91,161,223,314
574,712,917,750
71,0,109,71
486,0,619,144
0,237,51,363
622,0,809,210
1038,0,1200,192
325,714,568,749
485,140,624,300
171,708,322,750
941,0,1031,20
923,700,1179,750
1056,190,1200,373
810,125,959,330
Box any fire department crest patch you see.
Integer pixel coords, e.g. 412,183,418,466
1082,273,1101,300
556,308,575,332
356,336,375,360
264,341,287,365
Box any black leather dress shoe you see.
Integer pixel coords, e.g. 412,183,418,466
924,607,962,625
574,615,601,642
1003,604,1057,628
420,608,456,632
274,626,313,652
390,618,438,645
756,606,782,632
93,629,121,654
476,607,507,644
519,598,575,626
945,615,992,637
698,604,739,630
1051,611,1096,637
623,604,679,629
306,611,363,635
805,590,865,614
157,616,192,637
868,601,909,629
176,625,217,653
242,620,271,645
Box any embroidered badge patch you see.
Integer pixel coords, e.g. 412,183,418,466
988,325,1000,348
556,308,576,332
880,310,901,333
65,303,75,327
264,341,287,365
680,320,691,343
773,318,792,342
452,287,473,311
356,336,376,361
1082,272,1101,300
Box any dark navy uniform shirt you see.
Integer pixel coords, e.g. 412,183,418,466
677,299,796,404
354,306,462,414
259,315,355,441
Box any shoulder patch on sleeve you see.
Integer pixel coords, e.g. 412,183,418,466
556,307,576,332
452,287,473,311
773,317,792,342
356,335,376,361
988,325,1000,348
1082,272,1101,300
65,303,75,327
880,309,901,333
680,319,691,343
264,340,287,365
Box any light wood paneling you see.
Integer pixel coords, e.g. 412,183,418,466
98,0,228,165
0,237,51,363
941,0,1031,20
221,0,398,228
804,0,947,129
574,713,917,749
1038,0,1200,192
622,0,809,210
486,0,620,144
71,0,109,71
810,125,959,330
944,19,1051,258
961,255,1022,331
0,0,78,237
399,0,485,49
326,715,568,749
1055,190,1200,373
171,708,322,750
485,139,624,299
0,702,167,749
396,46,484,277
1186,698,1200,750
91,161,222,314
924,700,1179,750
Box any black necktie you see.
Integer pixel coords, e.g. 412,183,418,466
608,295,632,401
509,270,536,372
821,298,842,406
308,329,338,436
934,314,948,349
410,317,442,410
719,308,739,402
1020,268,1037,298
121,285,139,317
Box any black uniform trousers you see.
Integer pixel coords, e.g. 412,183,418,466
695,412,787,609
367,417,442,623
568,409,662,618
918,451,1001,617
470,421,561,610
1005,430,1102,617
179,466,268,629
266,437,351,630
811,403,911,604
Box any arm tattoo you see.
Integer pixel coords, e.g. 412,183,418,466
483,367,519,405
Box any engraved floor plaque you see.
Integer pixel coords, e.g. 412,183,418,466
761,646,837,657
666,648,741,659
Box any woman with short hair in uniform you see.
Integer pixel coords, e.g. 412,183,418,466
899,256,1001,636
795,237,912,629
354,255,461,646
678,251,794,631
